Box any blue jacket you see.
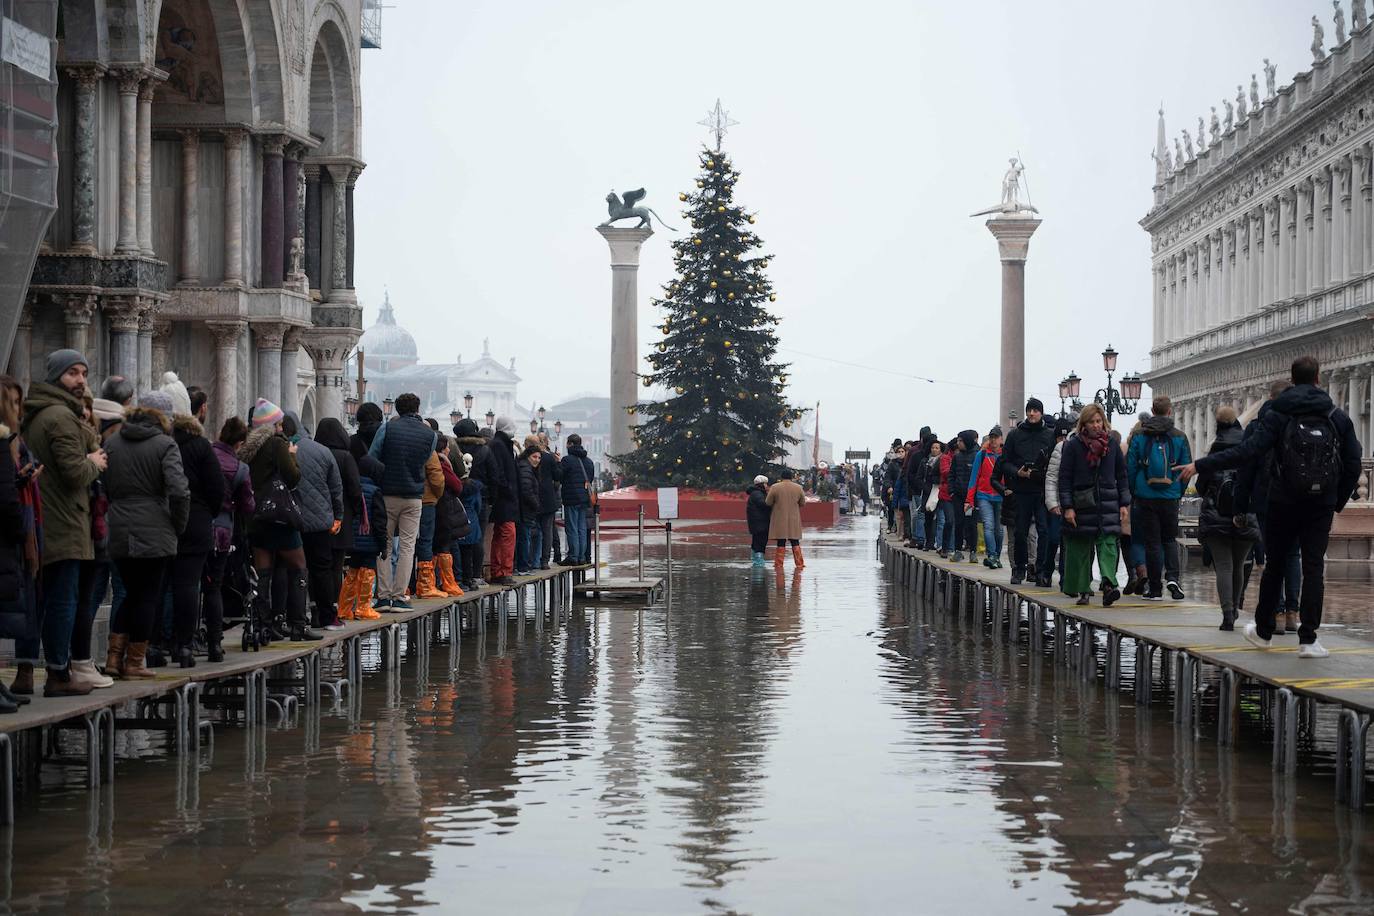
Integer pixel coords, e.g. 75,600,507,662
1126,415,1192,500
368,413,436,499
351,455,386,556
560,446,595,507
458,477,484,545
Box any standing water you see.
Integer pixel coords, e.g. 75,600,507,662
5,515,1373,913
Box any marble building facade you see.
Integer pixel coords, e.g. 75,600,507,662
1142,9,1374,470
7,0,373,434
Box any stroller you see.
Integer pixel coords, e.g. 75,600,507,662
219,545,274,652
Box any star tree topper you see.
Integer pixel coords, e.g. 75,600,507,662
698,98,740,152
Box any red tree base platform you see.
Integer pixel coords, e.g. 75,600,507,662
599,487,839,527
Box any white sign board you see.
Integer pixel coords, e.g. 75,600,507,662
656,487,679,520
1,18,51,81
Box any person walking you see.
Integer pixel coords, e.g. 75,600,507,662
103,392,190,678
965,431,1004,568
168,399,225,667
766,467,806,569
746,475,771,566
559,434,594,566
488,416,520,585
315,418,362,627
1042,416,1075,593
948,431,978,563
16,350,106,696
1239,383,1303,634
1125,396,1193,601
1001,398,1056,586
1195,406,1260,631
1179,356,1363,657
368,393,435,610
1057,404,1128,607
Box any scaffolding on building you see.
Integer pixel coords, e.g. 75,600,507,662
361,0,385,49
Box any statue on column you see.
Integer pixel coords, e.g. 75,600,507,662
1313,15,1327,62
1355,0,1368,32
1209,106,1221,145
1236,84,1248,120
1182,129,1195,161
1152,143,1173,176
1174,137,1185,169
1250,73,1261,110
1263,59,1278,98
1223,97,1235,131
1197,116,1207,152
970,157,1039,216
1335,1,1348,45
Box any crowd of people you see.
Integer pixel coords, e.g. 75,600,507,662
878,355,1364,660
0,347,599,710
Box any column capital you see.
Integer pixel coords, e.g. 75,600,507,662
253,321,288,350
206,320,247,348
325,163,353,184
304,163,322,180
223,127,248,148
261,134,287,157
116,69,143,95
104,296,143,333
137,306,158,334
62,65,105,89
178,128,200,149
137,79,157,103
983,216,1042,262
301,327,361,369
63,294,96,327
282,327,305,351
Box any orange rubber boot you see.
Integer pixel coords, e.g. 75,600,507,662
774,546,786,568
437,553,464,597
792,544,806,569
336,568,359,620
355,569,381,620
416,560,447,598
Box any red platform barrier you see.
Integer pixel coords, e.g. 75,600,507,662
598,487,839,527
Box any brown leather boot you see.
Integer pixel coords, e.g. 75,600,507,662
1284,611,1299,634
123,642,157,679
792,544,806,569
43,665,94,697
104,633,129,678
10,662,33,695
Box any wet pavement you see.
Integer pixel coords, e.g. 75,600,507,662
4,515,1374,913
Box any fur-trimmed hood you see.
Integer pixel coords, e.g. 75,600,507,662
120,406,171,440
171,414,204,444
237,423,277,463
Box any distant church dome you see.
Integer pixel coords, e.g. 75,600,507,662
359,292,417,369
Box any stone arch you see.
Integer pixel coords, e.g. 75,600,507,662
300,386,317,433
151,0,256,123
305,7,356,156
240,0,285,124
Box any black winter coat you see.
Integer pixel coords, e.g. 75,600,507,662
105,408,191,558
317,418,363,551
0,431,28,637
516,457,541,522
746,483,771,536
489,430,520,524
454,419,502,519
949,448,975,500
1002,418,1056,494
560,446,594,506
537,449,562,514
1057,431,1130,537
173,416,225,556
1196,421,1260,541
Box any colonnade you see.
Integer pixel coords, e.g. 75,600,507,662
1154,144,1374,346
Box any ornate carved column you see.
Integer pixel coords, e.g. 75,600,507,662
63,295,95,355
1209,231,1223,327
137,79,155,256
254,322,286,407
1153,263,1165,346
7,298,33,389
1319,167,1334,289
1363,142,1374,273
1267,197,1282,303
64,67,102,252
223,129,246,287
1338,155,1354,283
304,165,322,290
1281,188,1297,299
1167,255,1178,342
1238,218,1251,320
1298,179,1313,294
178,130,200,284
1252,208,1267,311
115,72,141,254
282,146,302,285
302,330,360,424
1224,222,1238,322
260,136,285,288
280,327,302,415
1348,372,1360,434
150,317,172,382
206,321,246,433
346,170,357,289
137,305,156,390
326,164,352,301
1354,148,1369,277
105,298,141,380
1367,365,1374,458
1178,248,1191,337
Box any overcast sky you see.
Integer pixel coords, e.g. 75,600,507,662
355,0,1309,455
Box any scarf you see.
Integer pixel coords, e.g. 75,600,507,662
1082,428,1110,468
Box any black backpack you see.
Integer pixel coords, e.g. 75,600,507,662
1212,470,1238,517
1273,409,1340,499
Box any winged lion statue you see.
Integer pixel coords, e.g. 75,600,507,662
600,188,676,231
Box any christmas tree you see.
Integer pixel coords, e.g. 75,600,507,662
615,144,802,490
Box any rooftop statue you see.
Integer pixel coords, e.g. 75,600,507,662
600,188,676,231
1313,16,1327,62
1335,1,1348,45
1250,74,1260,110
1209,107,1221,145
970,157,1039,217
1263,58,1278,98
1223,97,1235,131
1197,116,1207,152
1236,84,1248,119
1356,0,1368,31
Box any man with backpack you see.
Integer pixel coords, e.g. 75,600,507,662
1178,356,1363,657
1000,399,1055,585
1125,396,1193,600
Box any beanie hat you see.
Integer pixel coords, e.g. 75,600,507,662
44,348,88,385
989,424,1003,439
137,390,175,415
958,429,978,451
91,398,125,422
495,415,517,437
251,398,284,428
159,371,192,416
1025,397,1045,414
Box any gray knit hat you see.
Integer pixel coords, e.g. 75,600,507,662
137,390,176,415
44,349,88,384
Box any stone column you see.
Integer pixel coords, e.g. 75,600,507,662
1339,156,1354,283
1299,178,1314,294
346,172,357,289
62,294,94,355
282,147,301,284
150,317,172,383
254,322,286,407
7,298,33,390
304,165,322,289
326,165,353,301
302,330,359,426
65,67,102,252
1282,189,1297,299
105,298,141,380
982,215,1042,430
115,72,141,254
1368,366,1374,457
223,129,245,287
1166,256,1177,342
1251,209,1266,314
206,321,245,432
260,137,285,288
1224,224,1237,322
137,306,155,390
1152,264,1165,346
1348,374,1360,440
1209,232,1222,326
1320,168,1334,289
1354,149,1369,277
1363,144,1374,273
280,327,302,415
137,80,155,256
178,129,200,284
1266,198,1281,304
597,225,655,468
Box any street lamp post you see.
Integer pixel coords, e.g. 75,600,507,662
345,396,359,428
1058,371,1082,419
383,397,394,419
463,391,474,419
537,405,546,434
449,410,461,430
485,409,495,430
1092,344,1143,426
554,419,562,453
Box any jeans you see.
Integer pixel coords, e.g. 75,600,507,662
1012,494,1049,575
564,504,588,562
1253,503,1333,644
1203,535,1254,617
416,504,436,562
1135,498,1180,590
975,498,1002,560
17,559,97,669
378,496,422,600
933,499,957,551
517,519,539,572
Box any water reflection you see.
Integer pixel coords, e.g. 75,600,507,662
1,518,1373,912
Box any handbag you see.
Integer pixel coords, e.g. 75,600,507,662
1071,484,1098,512
253,473,304,530
924,488,940,513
